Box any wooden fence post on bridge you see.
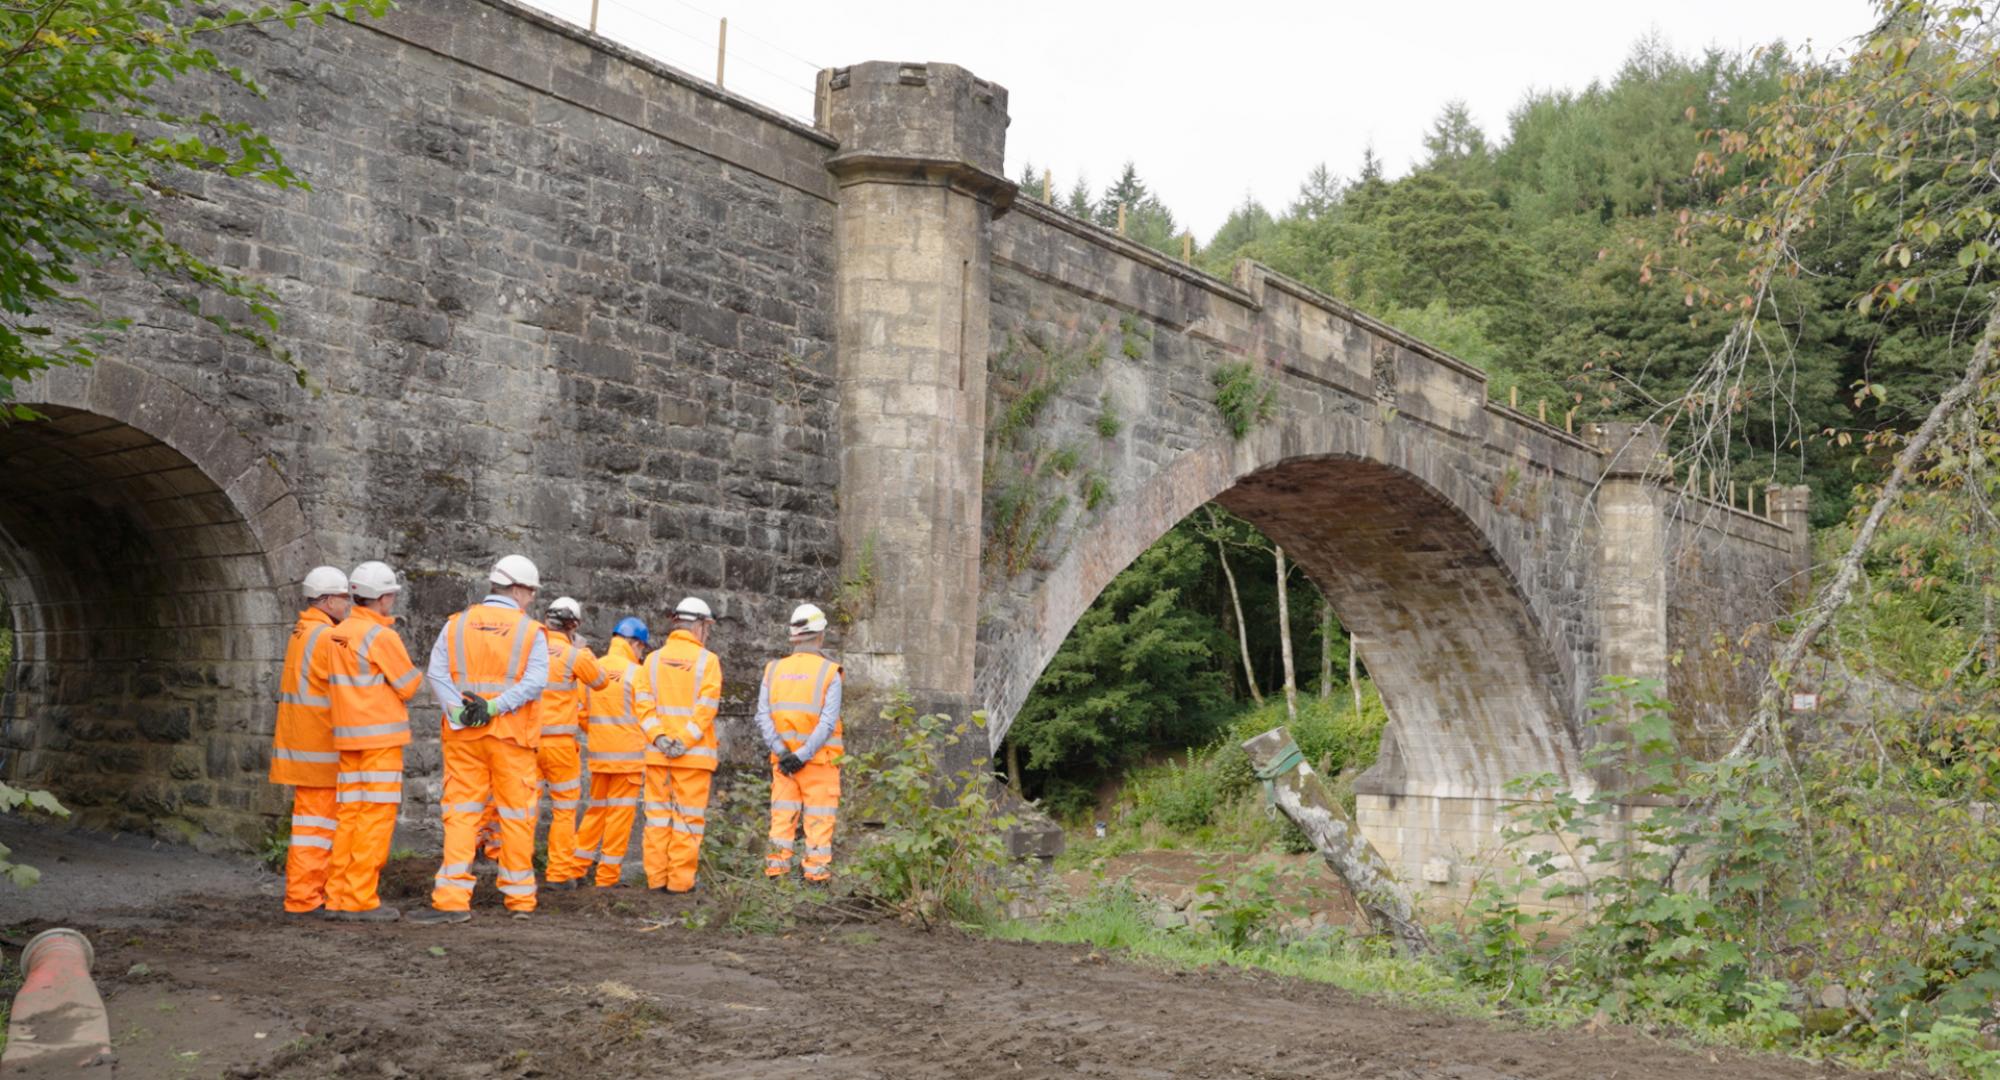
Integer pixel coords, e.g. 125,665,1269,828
1241,728,1434,957
716,18,728,88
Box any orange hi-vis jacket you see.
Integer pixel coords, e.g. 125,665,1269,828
271,608,340,787
765,651,843,765
633,629,722,771
583,637,645,773
540,630,607,741
326,606,422,750
441,602,545,747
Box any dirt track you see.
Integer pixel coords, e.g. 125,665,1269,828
0,838,1889,1080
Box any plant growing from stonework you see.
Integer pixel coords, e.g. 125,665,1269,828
0,0,392,409
1210,361,1275,439
831,532,878,627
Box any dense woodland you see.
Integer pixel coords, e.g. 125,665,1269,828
1004,33,1990,813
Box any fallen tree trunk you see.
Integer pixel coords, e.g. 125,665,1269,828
1241,728,1433,956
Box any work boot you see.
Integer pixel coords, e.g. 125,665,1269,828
407,906,472,926
282,907,331,920
545,878,582,892
510,911,534,921
328,905,401,923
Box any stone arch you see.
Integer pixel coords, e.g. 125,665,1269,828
976,406,1590,805
0,361,317,847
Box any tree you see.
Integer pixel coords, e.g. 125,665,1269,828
1203,194,1276,266
1094,161,1182,255
0,0,388,408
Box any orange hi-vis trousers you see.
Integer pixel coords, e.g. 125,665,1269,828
475,738,583,867
568,772,641,886
325,746,403,913
643,764,712,892
284,786,337,912
767,760,839,881
432,738,539,913
536,739,584,882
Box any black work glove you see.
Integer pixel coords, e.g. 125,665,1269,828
778,752,805,775
459,693,492,729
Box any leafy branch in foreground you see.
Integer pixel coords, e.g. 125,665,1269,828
0,0,391,410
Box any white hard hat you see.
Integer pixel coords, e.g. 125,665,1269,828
349,561,403,600
788,603,828,638
302,566,350,599
489,554,541,589
674,596,714,621
548,596,582,621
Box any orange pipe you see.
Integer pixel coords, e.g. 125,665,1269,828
2,928,115,1070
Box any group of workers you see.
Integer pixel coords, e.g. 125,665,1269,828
269,553,844,924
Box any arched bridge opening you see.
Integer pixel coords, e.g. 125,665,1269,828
0,367,312,848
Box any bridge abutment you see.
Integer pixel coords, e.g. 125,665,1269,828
819,62,1015,753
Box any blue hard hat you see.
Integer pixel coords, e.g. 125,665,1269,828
613,616,649,645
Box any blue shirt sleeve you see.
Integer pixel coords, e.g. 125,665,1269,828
754,666,787,757
426,623,458,714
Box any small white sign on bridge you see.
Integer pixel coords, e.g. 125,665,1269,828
1790,692,1819,713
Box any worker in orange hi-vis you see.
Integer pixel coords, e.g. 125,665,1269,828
632,597,723,894
408,555,550,925
533,596,608,887
322,561,422,922
758,603,843,884
556,617,650,890
270,566,352,917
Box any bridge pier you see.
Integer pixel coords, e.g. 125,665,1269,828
819,62,1015,757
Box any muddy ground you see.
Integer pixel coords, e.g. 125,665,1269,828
0,826,1891,1080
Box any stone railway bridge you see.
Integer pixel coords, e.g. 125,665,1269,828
0,0,1807,892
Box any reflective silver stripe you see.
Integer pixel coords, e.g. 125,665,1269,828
695,697,720,708
441,802,484,814
645,815,672,827
644,800,670,813
505,612,535,684
804,845,832,857
590,717,642,728
572,848,598,860
497,868,534,882
436,862,472,876
497,883,536,897
599,853,624,866
272,748,339,763
545,778,581,792
587,751,645,762
541,724,580,736
496,806,532,820
768,837,796,849
458,681,511,694
333,720,409,739
771,800,803,811
435,877,472,891
338,790,402,804
659,706,695,717
338,770,403,784
552,799,579,810
592,796,639,807
288,834,333,850
285,624,331,708
670,819,704,836
329,673,385,687
391,667,421,690
585,713,629,722
292,814,338,830
679,747,718,760
803,804,838,816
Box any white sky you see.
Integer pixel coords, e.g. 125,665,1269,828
519,1,1879,238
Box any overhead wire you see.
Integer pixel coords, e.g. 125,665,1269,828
599,0,820,104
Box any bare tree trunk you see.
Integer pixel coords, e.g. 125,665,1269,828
1350,637,1361,717
1319,600,1334,699
1275,546,1298,723
1208,508,1263,704
1005,737,1022,796
1242,727,1432,956
1663,295,2000,883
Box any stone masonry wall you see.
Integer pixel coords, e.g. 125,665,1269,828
2,0,842,842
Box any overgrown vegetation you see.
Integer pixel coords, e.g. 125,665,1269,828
0,0,393,407
1210,360,1276,439
0,782,69,886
